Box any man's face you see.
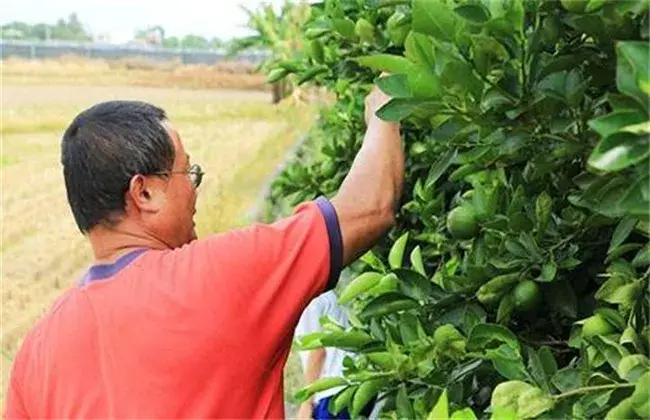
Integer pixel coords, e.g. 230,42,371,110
152,122,199,247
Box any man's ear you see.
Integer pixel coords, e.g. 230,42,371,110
126,174,165,213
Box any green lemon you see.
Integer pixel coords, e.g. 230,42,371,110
513,280,541,312
446,206,479,240
582,314,616,337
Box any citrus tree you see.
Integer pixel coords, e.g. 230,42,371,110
265,0,649,418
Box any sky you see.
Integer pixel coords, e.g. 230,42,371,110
0,0,288,43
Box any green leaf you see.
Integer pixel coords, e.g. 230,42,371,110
471,34,509,62
605,397,636,420
356,54,413,74
505,239,528,259
451,408,477,420
376,74,412,98
360,250,386,272
404,32,435,68
297,67,329,85
608,93,645,112
595,275,628,302
508,185,526,217
564,69,587,107
590,335,630,373
329,386,356,416
618,354,650,382
491,381,554,419
569,14,606,40
537,54,588,82
359,292,420,320
539,259,557,282
604,282,642,307
576,390,613,418
481,88,514,111
617,41,650,111
518,386,555,419
489,0,523,31
497,292,515,325
621,121,650,135
397,384,416,419
320,330,375,351
489,406,517,420
427,389,449,420
467,323,519,352
588,110,647,138
351,379,387,417
620,326,645,354
518,232,543,262
413,0,456,41
588,132,650,173
294,332,327,350
552,368,582,393
440,60,484,99
389,232,409,269
619,173,650,217
454,4,491,23
399,313,421,344
410,246,427,277
408,66,440,98
332,18,356,39
376,98,434,122
609,216,639,254
394,268,438,301
631,371,650,417
529,347,552,393
295,376,348,402
535,191,552,235
339,272,384,304
486,344,528,381
632,243,650,266
595,307,626,331
426,148,457,189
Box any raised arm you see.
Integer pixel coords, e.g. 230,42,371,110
330,84,404,266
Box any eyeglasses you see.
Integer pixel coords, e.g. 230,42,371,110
153,163,204,189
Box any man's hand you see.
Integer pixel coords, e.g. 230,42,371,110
364,74,393,126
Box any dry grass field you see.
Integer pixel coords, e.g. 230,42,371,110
1,55,268,90
1,58,316,410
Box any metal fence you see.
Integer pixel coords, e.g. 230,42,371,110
0,39,267,65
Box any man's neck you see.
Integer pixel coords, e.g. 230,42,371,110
88,222,171,263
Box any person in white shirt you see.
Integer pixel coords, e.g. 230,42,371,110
294,290,375,419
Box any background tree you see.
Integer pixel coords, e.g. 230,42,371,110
229,0,311,104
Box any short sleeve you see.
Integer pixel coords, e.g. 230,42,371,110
173,197,343,354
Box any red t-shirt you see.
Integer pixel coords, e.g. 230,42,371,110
5,198,343,418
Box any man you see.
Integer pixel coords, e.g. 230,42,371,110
5,83,404,418
294,290,375,419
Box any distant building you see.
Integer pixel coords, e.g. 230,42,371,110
93,32,111,43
